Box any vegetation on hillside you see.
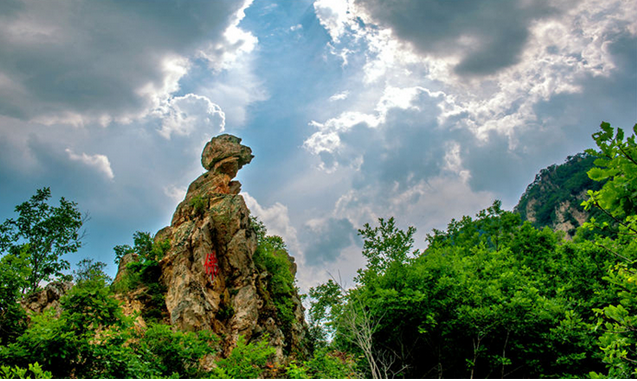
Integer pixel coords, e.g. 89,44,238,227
251,217,299,351
515,152,609,237
112,231,170,323
0,121,635,378
306,122,637,378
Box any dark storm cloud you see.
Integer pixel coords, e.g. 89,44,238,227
303,218,361,266
354,0,563,76
0,0,245,121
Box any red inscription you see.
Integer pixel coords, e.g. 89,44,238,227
205,250,219,283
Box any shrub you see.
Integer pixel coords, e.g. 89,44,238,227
0,362,52,379
212,335,275,379
136,323,218,378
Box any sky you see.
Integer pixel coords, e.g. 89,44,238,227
0,0,635,292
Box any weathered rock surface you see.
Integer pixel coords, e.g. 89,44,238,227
515,153,603,239
20,281,73,315
114,134,308,362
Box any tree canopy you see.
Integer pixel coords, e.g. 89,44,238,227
306,122,637,378
0,187,84,294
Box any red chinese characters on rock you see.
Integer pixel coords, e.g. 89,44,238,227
204,250,219,283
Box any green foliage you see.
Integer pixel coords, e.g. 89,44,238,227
212,335,275,379
590,263,637,378
113,230,169,266
0,271,218,379
0,187,84,294
581,122,637,378
286,348,358,379
307,279,343,346
252,218,297,342
285,360,310,379
583,122,637,237
136,323,218,378
0,274,144,379
310,202,617,378
73,258,112,284
302,122,637,378
112,231,170,323
0,247,29,345
250,215,267,242
0,362,52,379
516,153,605,230
356,216,418,285
189,195,207,217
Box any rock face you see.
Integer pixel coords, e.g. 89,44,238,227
115,134,308,362
515,153,603,239
20,281,73,315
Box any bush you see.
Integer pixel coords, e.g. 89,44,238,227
286,348,358,379
136,323,218,378
0,276,145,379
112,231,170,323
212,335,275,379
189,195,207,216
0,362,52,379
253,235,296,330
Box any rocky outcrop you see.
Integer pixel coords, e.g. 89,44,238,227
20,281,73,315
114,134,308,362
515,153,603,238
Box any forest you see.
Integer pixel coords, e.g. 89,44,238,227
0,122,635,379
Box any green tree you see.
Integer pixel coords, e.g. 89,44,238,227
583,122,637,226
112,231,170,323
303,122,637,378
0,188,84,294
0,269,219,378
310,206,611,378
357,217,417,282
307,279,343,346
0,273,144,378
72,258,112,284
286,347,358,379
582,122,637,378
0,247,30,345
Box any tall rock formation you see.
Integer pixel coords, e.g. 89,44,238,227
115,134,308,362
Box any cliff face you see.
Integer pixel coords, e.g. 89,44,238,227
115,134,308,361
514,153,603,238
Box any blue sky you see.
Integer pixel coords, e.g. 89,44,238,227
0,0,635,291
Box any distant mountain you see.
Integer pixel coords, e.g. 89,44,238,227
514,153,605,238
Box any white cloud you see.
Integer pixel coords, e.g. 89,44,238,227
329,90,350,102
197,54,268,127
155,94,226,140
313,0,352,43
305,85,435,156
198,0,258,73
310,0,636,168
334,174,495,246
242,192,302,258
164,185,187,204
65,148,114,180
